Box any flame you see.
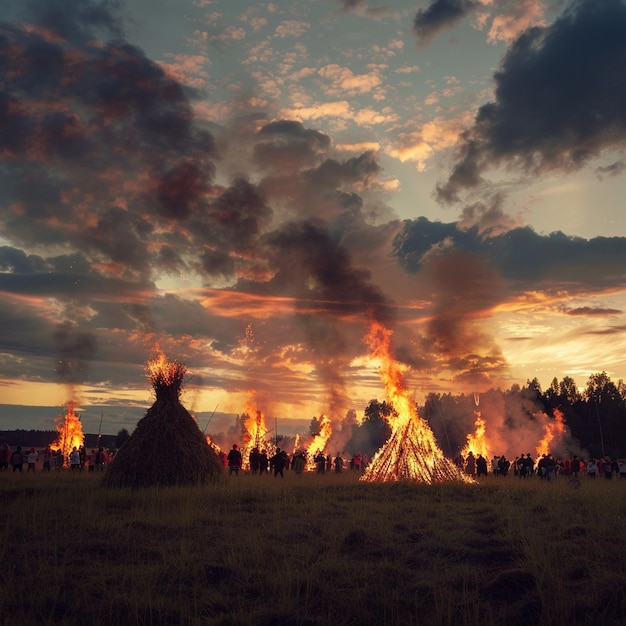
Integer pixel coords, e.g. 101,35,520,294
461,411,492,462
50,400,85,467
205,434,223,456
360,320,472,484
535,408,567,458
146,350,187,392
306,414,332,460
239,401,273,469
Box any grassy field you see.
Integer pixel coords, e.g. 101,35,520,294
1,469,625,626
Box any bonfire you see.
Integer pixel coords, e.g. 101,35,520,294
102,352,223,488
50,401,85,467
360,321,472,484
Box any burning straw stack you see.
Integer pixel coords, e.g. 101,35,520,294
361,412,472,484
103,354,223,488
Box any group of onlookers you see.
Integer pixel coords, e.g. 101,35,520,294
0,443,113,473
457,450,626,480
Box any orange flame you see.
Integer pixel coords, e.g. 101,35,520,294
360,320,472,484
461,411,492,462
50,401,85,467
240,401,273,469
535,408,567,458
306,414,332,458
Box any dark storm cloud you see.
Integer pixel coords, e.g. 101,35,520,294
414,0,478,47
0,1,216,283
437,0,626,203
394,217,626,287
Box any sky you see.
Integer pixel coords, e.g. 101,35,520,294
1,0,626,437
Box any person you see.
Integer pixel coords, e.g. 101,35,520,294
26,447,39,473
464,451,475,476
227,444,242,476
95,447,106,472
619,460,626,479
314,451,326,475
353,452,362,472
258,449,268,475
11,446,24,472
517,454,528,478
587,458,597,478
334,454,344,474
0,443,10,471
69,447,81,472
270,447,287,478
498,455,510,477
42,446,52,472
476,454,488,477
292,451,306,476
249,447,260,475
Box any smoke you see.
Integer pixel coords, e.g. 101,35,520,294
54,320,98,388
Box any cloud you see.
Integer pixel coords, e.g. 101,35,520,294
414,0,479,48
487,0,546,44
437,0,626,203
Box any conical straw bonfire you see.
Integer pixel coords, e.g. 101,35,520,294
361,321,473,484
103,352,223,488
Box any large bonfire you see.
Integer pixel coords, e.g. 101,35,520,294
360,321,473,484
103,352,223,488
50,400,85,467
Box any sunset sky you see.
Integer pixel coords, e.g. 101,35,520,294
1,0,626,436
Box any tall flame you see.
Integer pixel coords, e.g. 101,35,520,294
50,400,85,467
240,401,273,469
306,414,332,459
461,411,492,462
360,320,472,484
536,408,567,458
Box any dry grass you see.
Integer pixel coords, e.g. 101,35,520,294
1,471,625,625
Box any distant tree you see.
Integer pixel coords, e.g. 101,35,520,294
583,371,624,457
115,428,130,449
345,400,393,457
559,376,581,405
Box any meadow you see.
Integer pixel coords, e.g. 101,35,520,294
1,469,625,626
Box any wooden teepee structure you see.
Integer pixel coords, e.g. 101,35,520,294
360,320,472,485
103,353,223,488
361,411,471,483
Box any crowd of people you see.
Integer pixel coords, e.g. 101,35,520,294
0,443,114,473
220,445,368,478
456,450,626,481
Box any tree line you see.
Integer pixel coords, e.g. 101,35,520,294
343,371,626,460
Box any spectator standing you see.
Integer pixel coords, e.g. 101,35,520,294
227,444,242,476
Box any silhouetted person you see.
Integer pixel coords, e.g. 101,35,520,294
271,448,287,478
227,444,242,476
11,446,24,472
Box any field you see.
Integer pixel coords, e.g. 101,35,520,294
1,469,625,626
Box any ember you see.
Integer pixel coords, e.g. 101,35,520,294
360,321,472,484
